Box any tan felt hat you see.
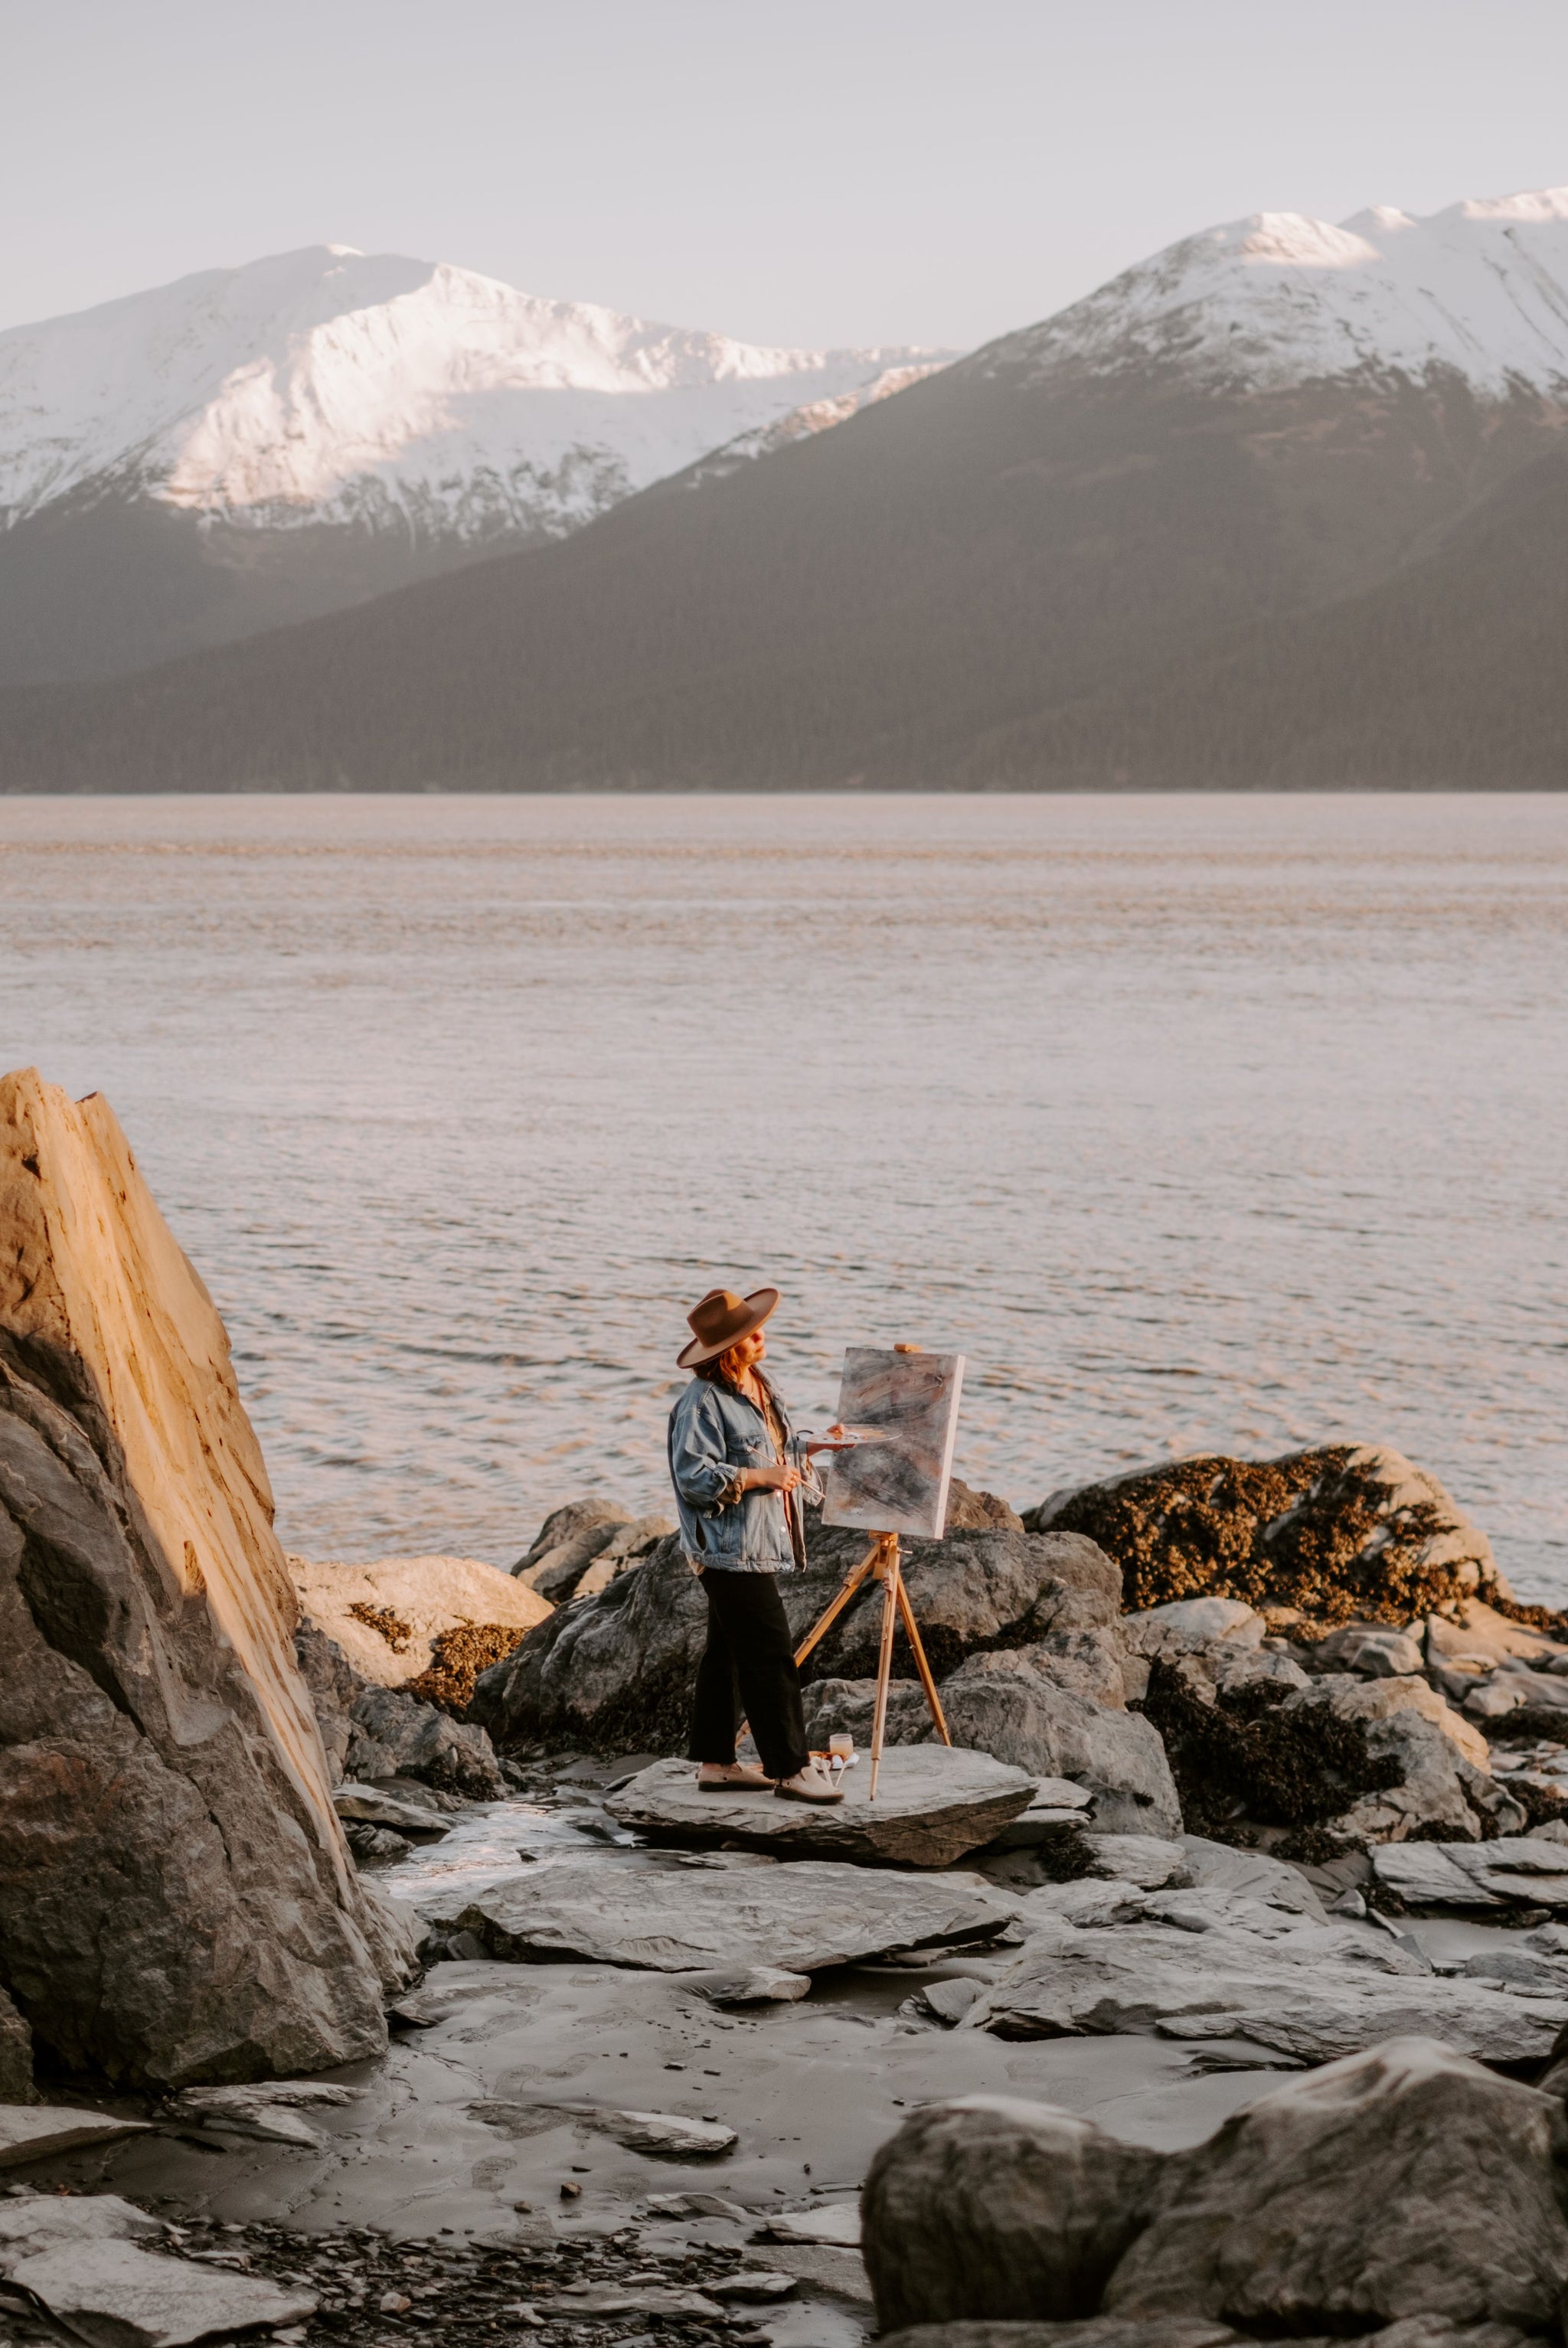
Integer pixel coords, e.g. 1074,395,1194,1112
677,1285,780,1369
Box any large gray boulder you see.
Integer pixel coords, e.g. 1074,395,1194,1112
347,1681,505,1798
1104,2040,1568,2332
0,1070,413,2088
472,1536,710,1752
805,1656,1181,1839
862,2043,1568,2343
512,1499,675,1605
471,1504,1124,1757
1032,1445,1509,1624
296,1617,508,1799
804,1515,1121,1683
861,2098,1162,2329
511,1498,634,1597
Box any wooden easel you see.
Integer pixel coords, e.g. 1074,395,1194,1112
791,1530,951,1800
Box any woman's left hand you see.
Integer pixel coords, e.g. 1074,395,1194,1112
743,1461,802,1494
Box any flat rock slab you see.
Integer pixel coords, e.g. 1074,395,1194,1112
332,1782,450,1837
0,2193,161,2258
757,2205,863,2247
1370,1843,1504,1909
1373,1838,1568,1910
969,1916,1568,2065
0,2105,149,2170
8,2238,315,2348
697,1966,812,2006
606,2108,737,2156
446,1857,1014,1971
988,1778,1094,1850
711,2273,799,2301
605,1749,1035,1868
741,2245,872,2305
168,2079,363,2150
558,2284,724,2318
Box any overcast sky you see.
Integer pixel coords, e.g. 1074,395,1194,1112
8,0,1568,350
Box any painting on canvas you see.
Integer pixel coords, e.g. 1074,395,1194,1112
819,1346,966,1540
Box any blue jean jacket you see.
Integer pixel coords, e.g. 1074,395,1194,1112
667,1376,805,1572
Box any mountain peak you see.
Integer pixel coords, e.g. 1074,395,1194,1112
0,246,952,533
995,185,1568,398
1452,186,1568,224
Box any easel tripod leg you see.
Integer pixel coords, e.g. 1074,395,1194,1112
867,1537,900,1802
789,1543,881,1670
737,1529,949,1794
895,1572,952,1746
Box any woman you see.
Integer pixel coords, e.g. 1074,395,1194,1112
668,1285,844,1804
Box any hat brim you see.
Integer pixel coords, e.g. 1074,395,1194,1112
676,1286,781,1370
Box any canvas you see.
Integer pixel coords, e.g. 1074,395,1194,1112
819,1346,966,1540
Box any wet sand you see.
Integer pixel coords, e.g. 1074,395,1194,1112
10,1773,1541,2348
17,1944,1292,2348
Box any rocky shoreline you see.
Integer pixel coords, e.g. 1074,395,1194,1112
7,1063,1568,2348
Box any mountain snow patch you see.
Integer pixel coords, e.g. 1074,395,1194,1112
0,246,951,539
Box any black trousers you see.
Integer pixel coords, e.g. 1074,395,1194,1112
687,1569,810,1782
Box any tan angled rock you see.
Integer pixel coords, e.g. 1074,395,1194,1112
0,1066,413,2085
288,1552,550,1690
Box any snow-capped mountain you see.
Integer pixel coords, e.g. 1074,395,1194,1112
997,188,1568,394
17,181,1566,791
0,245,948,541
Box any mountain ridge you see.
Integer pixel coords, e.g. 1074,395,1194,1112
0,243,948,681
4,186,1566,789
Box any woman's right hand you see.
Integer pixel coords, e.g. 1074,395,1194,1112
743,1461,802,1494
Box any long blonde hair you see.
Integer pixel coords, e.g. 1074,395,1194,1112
696,1339,764,1394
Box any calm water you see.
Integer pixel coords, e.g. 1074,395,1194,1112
2,792,1563,1601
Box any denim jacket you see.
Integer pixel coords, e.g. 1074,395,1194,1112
667,1375,806,1572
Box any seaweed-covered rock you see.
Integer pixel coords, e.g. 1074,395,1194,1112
1147,1654,1515,1853
287,1551,548,1692
1137,1661,1404,1846
0,1069,411,2087
1031,1447,1506,1625
472,1504,1122,1757
861,2098,1162,2329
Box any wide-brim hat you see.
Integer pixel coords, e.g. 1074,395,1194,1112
677,1285,780,1369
